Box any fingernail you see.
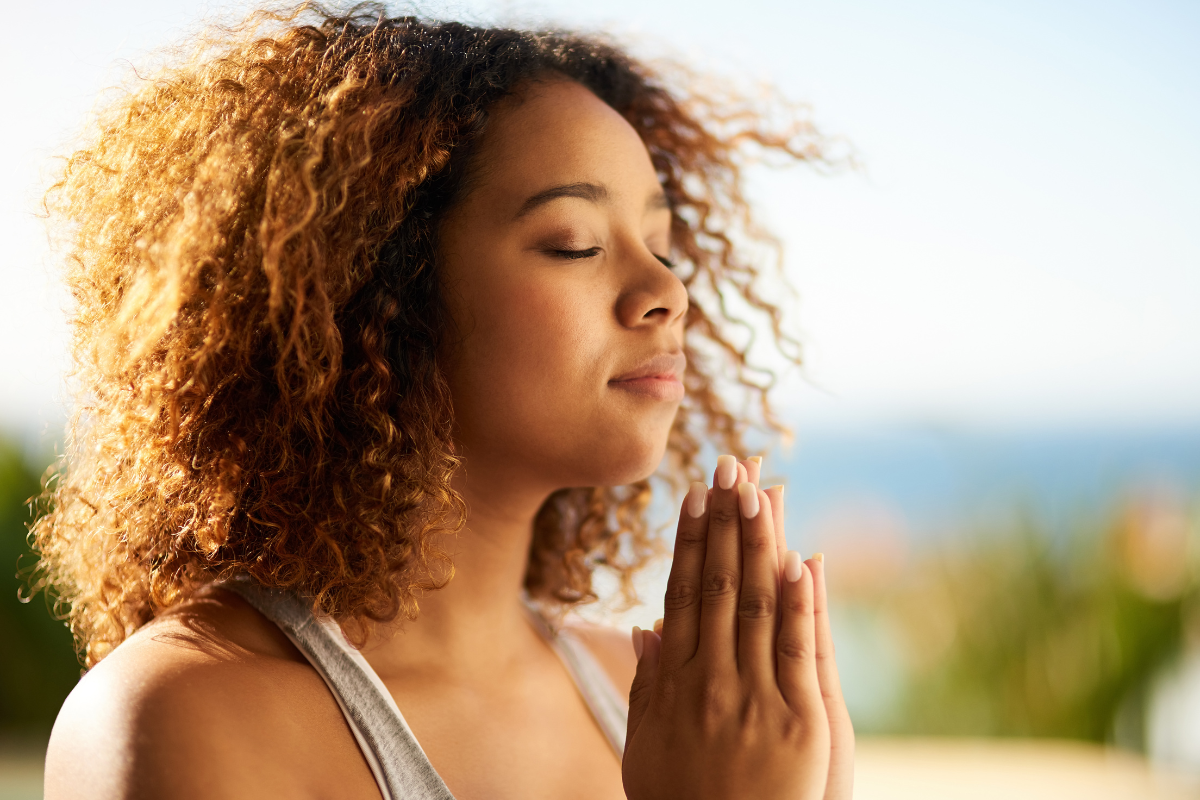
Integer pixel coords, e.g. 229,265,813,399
632,626,644,660
813,552,824,564
653,617,664,635
771,484,785,497
784,551,804,582
737,482,760,518
716,455,737,490
686,481,708,518
748,456,762,465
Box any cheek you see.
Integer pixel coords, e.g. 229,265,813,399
450,274,606,432
471,278,598,388
446,270,675,486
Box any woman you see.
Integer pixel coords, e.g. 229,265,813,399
35,4,854,798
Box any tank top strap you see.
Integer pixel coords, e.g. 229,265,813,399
521,602,629,756
220,576,454,800
221,577,629,800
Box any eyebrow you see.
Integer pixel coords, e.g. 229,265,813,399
514,181,671,219
515,182,608,218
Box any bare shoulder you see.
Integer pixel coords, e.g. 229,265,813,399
563,618,637,698
44,587,375,800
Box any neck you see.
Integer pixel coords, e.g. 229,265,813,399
360,457,553,677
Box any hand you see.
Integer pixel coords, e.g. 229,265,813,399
749,458,855,800
623,456,854,800
750,458,855,800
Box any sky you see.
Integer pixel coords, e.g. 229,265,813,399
2,0,1197,445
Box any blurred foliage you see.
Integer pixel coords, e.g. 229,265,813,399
0,433,80,738
836,487,1199,746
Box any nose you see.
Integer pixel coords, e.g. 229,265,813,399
615,248,689,330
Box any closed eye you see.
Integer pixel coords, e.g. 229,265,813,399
550,247,602,260
548,248,674,268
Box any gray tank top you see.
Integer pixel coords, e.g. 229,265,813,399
221,576,628,800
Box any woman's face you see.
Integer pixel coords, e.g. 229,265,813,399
438,78,688,495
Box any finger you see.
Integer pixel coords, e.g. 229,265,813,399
743,456,762,487
659,481,710,670
652,618,663,636
777,553,821,712
808,554,847,710
626,626,662,742
698,455,746,668
736,485,781,685
809,554,856,800
764,485,787,579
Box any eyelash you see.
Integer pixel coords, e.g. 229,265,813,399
551,248,676,269
553,247,602,260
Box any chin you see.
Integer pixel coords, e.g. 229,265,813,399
568,426,672,488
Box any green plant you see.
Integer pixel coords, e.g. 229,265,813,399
0,435,80,738
840,494,1198,745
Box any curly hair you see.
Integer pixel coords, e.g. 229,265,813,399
31,2,836,666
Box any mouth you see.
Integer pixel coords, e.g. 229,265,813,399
608,352,686,402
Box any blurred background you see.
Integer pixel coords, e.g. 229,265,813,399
2,0,1197,797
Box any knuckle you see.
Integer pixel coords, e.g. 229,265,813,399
780,710,815,743
738,592,776,620
777,634,814,662
700,676,732,721
738,694,766,727
663,578,701,612
742,531,773,554
675,524,707,549
702,569,739,601
707,504,739,528
783,590,811,616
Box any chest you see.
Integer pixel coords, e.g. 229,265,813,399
381,665,626,800
281,658,625,800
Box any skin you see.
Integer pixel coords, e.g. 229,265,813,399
43,78,853,799
625,460,855,799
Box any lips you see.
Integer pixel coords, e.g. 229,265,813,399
609,352,687,401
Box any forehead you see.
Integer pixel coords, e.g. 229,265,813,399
463,79,659,209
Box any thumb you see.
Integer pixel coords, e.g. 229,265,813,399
626,626,661,742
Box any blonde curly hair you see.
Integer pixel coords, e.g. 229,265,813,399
32,2,834,666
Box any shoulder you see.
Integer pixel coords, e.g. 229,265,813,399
563,618,637,698
43,587,366,799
